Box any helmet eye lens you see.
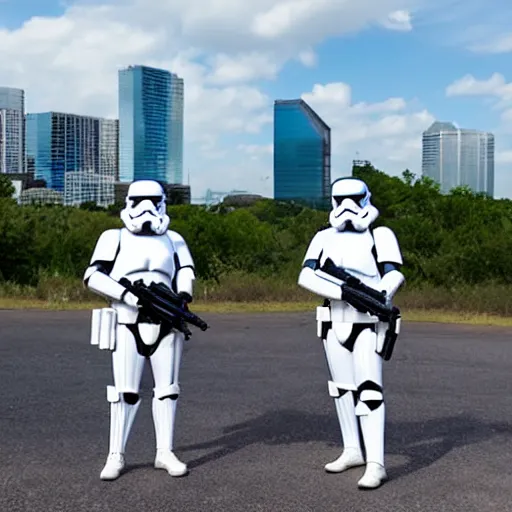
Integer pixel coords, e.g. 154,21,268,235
130,196,162,207
333,193,366,207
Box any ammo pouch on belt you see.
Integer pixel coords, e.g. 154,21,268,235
90,308,117,351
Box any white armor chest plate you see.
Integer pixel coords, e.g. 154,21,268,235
110,229,176,286
319,230,379,281
109,229,176,324
321,229,381,328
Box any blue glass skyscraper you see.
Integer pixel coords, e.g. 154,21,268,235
273,99,331,206
118,65,184,184
25,112,52,187
25,112,118,198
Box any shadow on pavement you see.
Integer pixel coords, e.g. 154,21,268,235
179,410,512,480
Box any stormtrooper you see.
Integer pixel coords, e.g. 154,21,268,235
298,177,405,489
83,179,196,481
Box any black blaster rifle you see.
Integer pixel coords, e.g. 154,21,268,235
319,258,400,361
119,278,209,340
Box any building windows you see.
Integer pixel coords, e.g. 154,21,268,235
26,112,118,205
118,65,184,184
273,99,331,206
0,87,24,174
422,121,494,196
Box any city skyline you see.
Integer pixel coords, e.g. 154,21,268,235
0,77,504,204
3,0,512,200
3,0,512,201
3,62,186,205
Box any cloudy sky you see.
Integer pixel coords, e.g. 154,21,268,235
1,0,512,200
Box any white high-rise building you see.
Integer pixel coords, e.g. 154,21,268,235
422,121,494,196
0,87,24,174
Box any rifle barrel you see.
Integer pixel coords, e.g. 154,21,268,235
119,277,209,332
321,260,386,304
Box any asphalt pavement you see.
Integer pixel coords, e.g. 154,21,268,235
1,310,512,511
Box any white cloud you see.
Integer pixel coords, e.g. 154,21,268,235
238,144,273,155
0,0,428,198
186,84,271,136
301,82,435,176
297,48,317,67
470,33,512,54
446,73,512,99
250,0,415,41
305,83,352,107
206,53,281,85
445,73,512,117
237,143,273,164
381,10,413,31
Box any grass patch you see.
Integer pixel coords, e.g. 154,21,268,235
0,297,511,327
402,309,512,327
0,297,105,310
1,273,512,326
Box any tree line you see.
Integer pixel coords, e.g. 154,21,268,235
0,163,511,289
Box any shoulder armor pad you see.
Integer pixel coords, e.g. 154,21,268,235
167,230,194,269
89,229,121,265
372,226,403,265
302,227,332,266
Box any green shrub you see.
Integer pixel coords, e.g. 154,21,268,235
1,163,512,316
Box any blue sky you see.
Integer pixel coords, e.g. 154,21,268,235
1,0,512,199
0,0,63,26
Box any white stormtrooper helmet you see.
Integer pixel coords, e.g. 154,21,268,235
328,177,379,232
120,180,170,235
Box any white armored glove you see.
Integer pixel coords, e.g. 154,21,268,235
379,270,404,306
121,290,139,308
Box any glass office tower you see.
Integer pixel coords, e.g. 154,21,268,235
0,87,25,174
422,121,494,196
25,113,53,187
273,99,331,206
26,112,118,205
118,65,184,184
